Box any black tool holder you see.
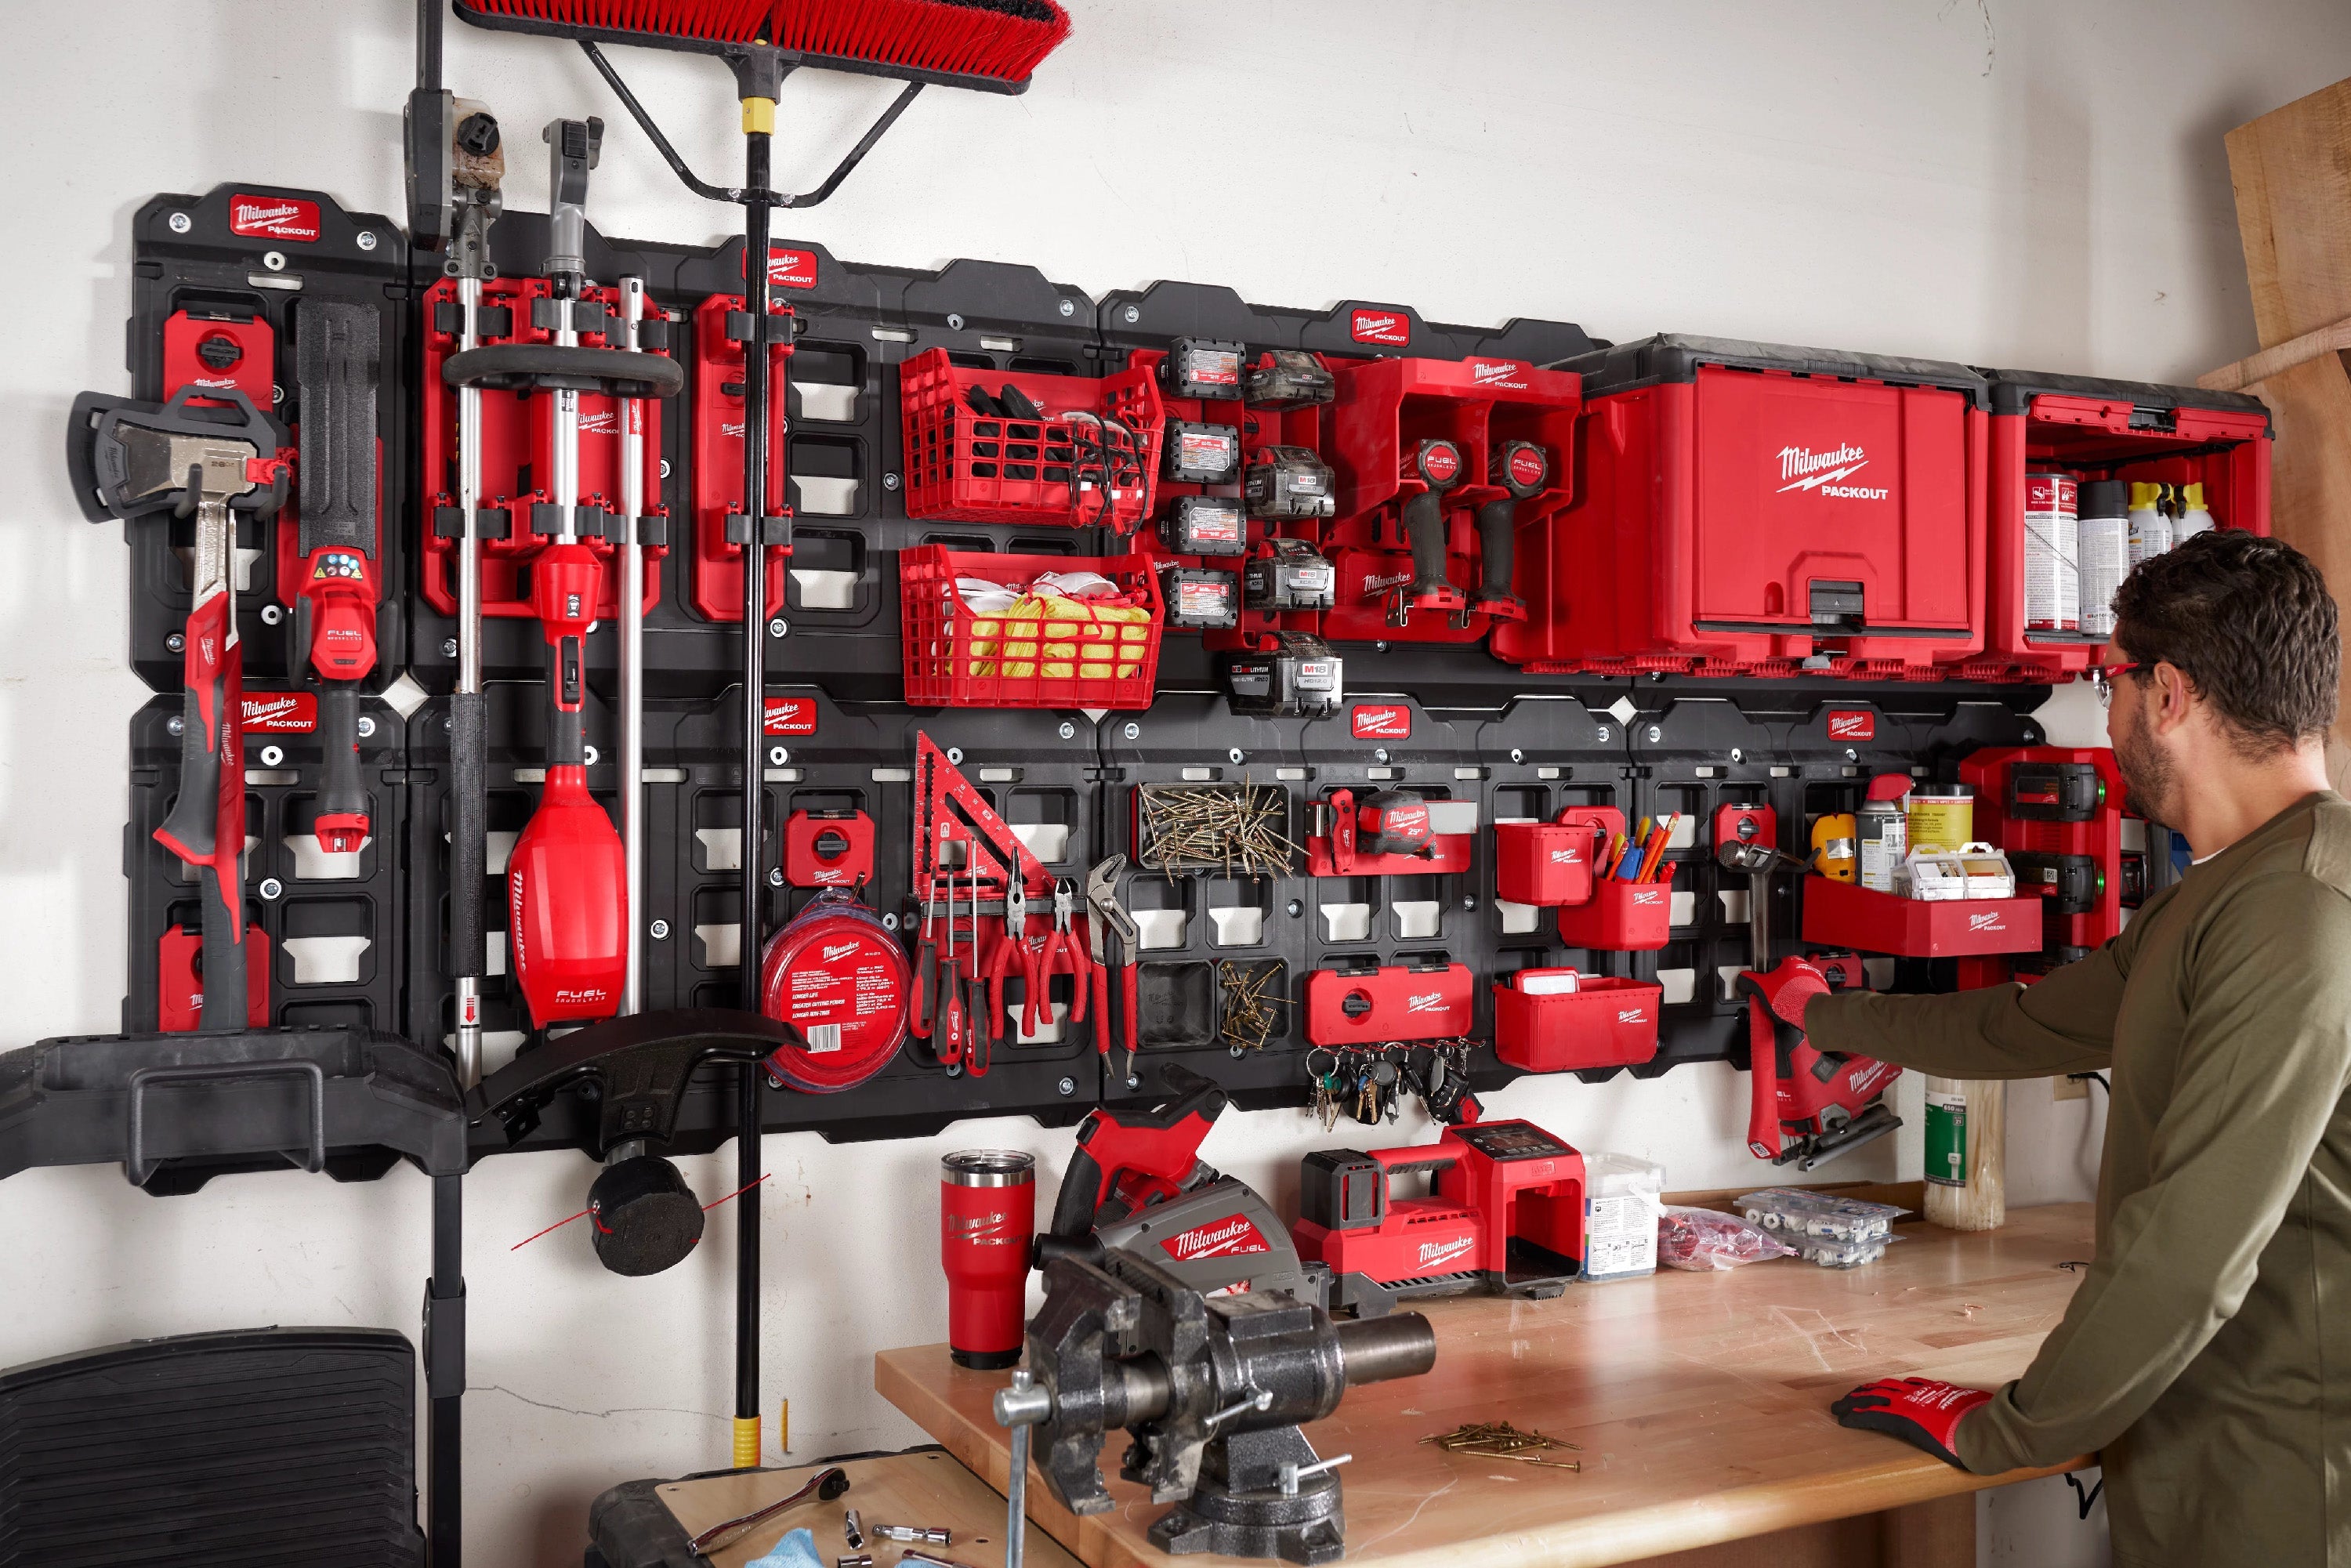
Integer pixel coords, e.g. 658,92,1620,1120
0,1024,469,1563
1023,1246,1436,1566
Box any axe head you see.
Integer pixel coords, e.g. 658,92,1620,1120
112,422,259,510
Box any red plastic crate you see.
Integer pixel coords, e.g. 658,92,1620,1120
898,545,1163,710
1496,336,1987,676
1975,372,2272,681
1556,879,1673,951
1493,820,1599,906
899,346,1162,531
1800,876,2039,957
1492,972,1662,1073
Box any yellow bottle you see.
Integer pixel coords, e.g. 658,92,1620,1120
1813,813,1859,882
2127,481,2171,567
2175,481,2215,541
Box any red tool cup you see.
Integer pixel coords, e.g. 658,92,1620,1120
940,1150,1037,1370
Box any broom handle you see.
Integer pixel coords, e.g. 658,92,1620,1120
735,94,772,1472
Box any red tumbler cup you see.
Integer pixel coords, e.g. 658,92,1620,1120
940,1150,1037,1370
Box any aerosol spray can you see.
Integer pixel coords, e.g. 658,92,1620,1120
2175,481,2215,541
2023,471,2079,632
2127,481,2172,567
1858,775,1912,894
2077,480,2130,638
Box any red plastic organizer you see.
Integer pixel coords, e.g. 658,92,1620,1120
1493,820,1599,906
1800,876,2040,957
898,545,1163,710
1491,972,1662,1073
690,292,793,623
1555,880,1674,951
899,347,1162,531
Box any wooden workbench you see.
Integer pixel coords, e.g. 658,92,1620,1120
875,1204,2095,1568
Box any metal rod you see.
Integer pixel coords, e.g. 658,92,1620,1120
417,0,441,93
735,111,772,1454
452,263,486,1088
618,277,647,1015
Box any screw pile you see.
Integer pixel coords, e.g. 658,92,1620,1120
1139,784,1298,875
1219,960,1289,1052
1419,1421,1583,1472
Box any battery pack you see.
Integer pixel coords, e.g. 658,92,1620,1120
2008,762,2105,822
1223,632,1342,717
1244,349,1335,409
1164,418,1241,484
1245,445,1335,520
1244,538,1336,610
1161,338,1247,400
1160,566,1240,629
2011,850,2099,915
1161,495,1247,557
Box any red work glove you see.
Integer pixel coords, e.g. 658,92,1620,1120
1831,1378,1994,1468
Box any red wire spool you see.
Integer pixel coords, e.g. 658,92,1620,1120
757,893,908,1092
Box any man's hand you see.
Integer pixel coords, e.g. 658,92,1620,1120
1831,1377,1994,1468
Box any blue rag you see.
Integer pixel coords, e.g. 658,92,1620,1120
748,1525,824,1568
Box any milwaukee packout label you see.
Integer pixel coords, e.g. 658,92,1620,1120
1616,1004,1649,1025
1965,911,2007,934
768,247,819,290
230,195,321,242
1160,1215,1273,1263
1826,709,1876,741
1350,704,1411,741
1468,360,1531,390
241,692,318,733
578,408,619,436
764,697,817,735
944,1211,1024,1245
1349,308,1411,346
1774,441,1887,501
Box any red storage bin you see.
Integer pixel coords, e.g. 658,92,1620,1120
1496,335,1987,677
898,545,1163,710
1494,820,1599,906
1492,972,1662,1073
1556,879,1673,951
1800,875,2039,957
1965,371,2272,683
899,346,1163,531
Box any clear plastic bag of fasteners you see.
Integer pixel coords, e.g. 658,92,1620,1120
1657,1206,1799,1270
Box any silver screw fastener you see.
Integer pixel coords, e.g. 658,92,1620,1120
1057,1077,1075,1096
947,313,965,331
946,746,964,765
260,603,282,625
1123,305,1140,323
1510,748,1524,764
1373,748,1390,764
263,251,287,272
258,877,284,900
1227,748,1244,764
167,716,184,737
166,632,186,654
650,918,671,940
1646,725,1663,743
1730,747,1744,763
357,715,378,739
1058,722,1076,741
259,744,285,767
770,745,789,766
443,638,459,658
168,212,192,234
768,617,788,638
883,473,900,491
357,230,379,252
1058,299,1075,317
768,867,785,886
1122,722,1139,741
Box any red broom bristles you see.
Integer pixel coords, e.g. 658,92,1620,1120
771,0,1071,83
463,0,773,46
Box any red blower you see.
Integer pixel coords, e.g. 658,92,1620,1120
940,1150,1037,1370
507,119,626,1027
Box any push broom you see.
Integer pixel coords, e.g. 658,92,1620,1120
446,0,1072,1474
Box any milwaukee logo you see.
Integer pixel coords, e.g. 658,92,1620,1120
1349,309,1411,346
239,693,317,733
1469,360,1528,389
1405,990,1451,1014
723,421,746,439
1363,569,1413,594
1633,889,1665,905
764,697,817,736
196,375,238,389
1827,710,1875,741
579,409,618,436
1967,912,2005,932
1618,1008,1647,1024
1549,848,1581,864
767,247,819,289
821,942,860,963
1776,443,1888,499
945,1215,1021,1244
1851,1059,1898,1098
229,196,321,241
1351,705,1411,740
1417,1237,1476,1269
1161,1216,1271,1262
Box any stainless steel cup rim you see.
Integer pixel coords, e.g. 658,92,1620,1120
942,1150,1037,1186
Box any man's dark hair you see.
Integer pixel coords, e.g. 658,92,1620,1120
2111,528,2339,754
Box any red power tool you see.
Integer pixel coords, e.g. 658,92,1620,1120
1291,1120,1587,1317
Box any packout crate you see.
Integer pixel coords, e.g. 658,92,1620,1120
1497,335,1989,679
1963,370,2272,681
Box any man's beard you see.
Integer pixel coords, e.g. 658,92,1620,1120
2115,715,2179,829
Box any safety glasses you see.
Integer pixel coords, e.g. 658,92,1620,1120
2092,662,2149,708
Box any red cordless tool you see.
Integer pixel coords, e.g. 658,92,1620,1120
1292,1119,1587,1317
1396,436,1466,616
289,300,382,854
1470,440,1546,618
71,386,288,1030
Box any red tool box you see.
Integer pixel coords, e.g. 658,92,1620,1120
898,346,1163,531
897,545,1164,709
1317,355,1580,643
1293,1120,1588,1315
1963,371,2272,682
1491,971,1661,1074
1496,335,1987,678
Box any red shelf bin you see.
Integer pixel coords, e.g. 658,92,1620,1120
1492,972,1662,1074
1319,355,1581,646
899,346,1163,531
1494,820,1600,906
898,545,1163,710
1555,879,1672,951
1967,371,2273,682
1800,875,2039,957
1495,335,1987,677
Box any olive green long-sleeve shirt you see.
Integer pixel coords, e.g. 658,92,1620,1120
1809,791,2351,1568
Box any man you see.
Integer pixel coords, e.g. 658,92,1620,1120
1816,530,2351,1567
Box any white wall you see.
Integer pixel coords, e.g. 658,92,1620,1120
7,4,2348,1565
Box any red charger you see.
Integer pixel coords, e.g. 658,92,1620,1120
940,1150,1036,1370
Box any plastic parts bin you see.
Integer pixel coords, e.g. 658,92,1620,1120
898,545,1163,709
1965,369,2272,681
1491,971,1663,1073
1799,875,2040,957
899,346,1162,531
1498,335,1988,678
1493,820,1599,907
